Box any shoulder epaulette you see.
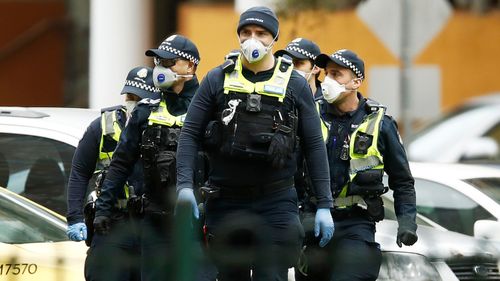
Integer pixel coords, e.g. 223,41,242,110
100,105,124,113
279,54,293,72
222,50,240,73
365,98,386,113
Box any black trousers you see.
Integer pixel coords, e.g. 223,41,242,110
84,213,141,281
296,209,382,281
205,187,303,281
141,210,216,281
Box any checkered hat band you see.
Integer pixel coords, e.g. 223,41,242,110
125,80,161,93
286,46,316,60
158,45,200,65
332,53,364,79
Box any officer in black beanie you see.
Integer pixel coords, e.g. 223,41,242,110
175,6,334,281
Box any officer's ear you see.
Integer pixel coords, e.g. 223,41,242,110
352,77,362,89
187,61,196,74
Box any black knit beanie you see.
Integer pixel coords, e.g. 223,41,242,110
237,6,279,39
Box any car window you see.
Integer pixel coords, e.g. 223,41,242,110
0,133,75,215
414,178,495,235
464,177,500,203
0,191,67,243
381,195,433,227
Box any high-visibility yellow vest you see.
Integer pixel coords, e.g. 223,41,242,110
148,99,186,127
223,55,293,102
338,106,386,198
98,109,124,165
97,108,129,200
316,102,329,142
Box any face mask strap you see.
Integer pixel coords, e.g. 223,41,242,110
175,74,194,79
265,32,279,52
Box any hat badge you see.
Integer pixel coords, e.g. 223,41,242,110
137,68,148,78
166,35,177,42
292,38,302,43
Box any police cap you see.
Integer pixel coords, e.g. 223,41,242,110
145,34,200,65
120,66,161,99
315,49,365,80
275,38,321,61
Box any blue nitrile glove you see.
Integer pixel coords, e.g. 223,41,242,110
176,188,199,219
314,208,334,247
66,222,87,241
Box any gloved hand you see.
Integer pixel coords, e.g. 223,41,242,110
176,188,199,219
396,228,418,247
66,222,87,241
314,208,334,247
268,132,293,169
93,216,111,235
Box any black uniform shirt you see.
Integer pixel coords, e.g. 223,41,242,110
176,60,333,209
66,108,143,225
320,93,417,227
95,78,198,217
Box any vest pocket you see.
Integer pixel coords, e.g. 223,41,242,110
156,150,176,186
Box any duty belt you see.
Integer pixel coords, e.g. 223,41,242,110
333,195,365,208
203,177,294,200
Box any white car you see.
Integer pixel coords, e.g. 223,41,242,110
0,107,100,215
2,107,500,280
0,186,87,280
396,162,500,240
408,93,500,164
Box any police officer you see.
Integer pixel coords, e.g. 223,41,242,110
275,38,322,98
298,49,418,281
275,37,327,201
66,66,160,281
93,34,200,281
175,6,334,281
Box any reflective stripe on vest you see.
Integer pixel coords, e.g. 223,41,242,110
98,109,123,163
223,55,293,102
98,108,130,200
148,99,186,127
338,107,385,199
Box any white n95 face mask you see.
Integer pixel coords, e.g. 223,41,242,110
153,65,193,90
125,100,138,118
321,76,348,103
240,37,275,64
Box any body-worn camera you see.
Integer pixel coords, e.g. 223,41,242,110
166,128,181,146
353,132,373,154
246,93,261,112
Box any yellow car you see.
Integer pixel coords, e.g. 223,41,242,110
0,187,87,280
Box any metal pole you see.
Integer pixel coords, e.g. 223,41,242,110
401,0,413,142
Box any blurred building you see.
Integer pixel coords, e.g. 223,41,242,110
0,0,499,134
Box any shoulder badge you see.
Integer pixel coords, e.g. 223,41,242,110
138,98,161,107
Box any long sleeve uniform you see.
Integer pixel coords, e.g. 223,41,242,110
176,63,333,209
95,78,198,217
